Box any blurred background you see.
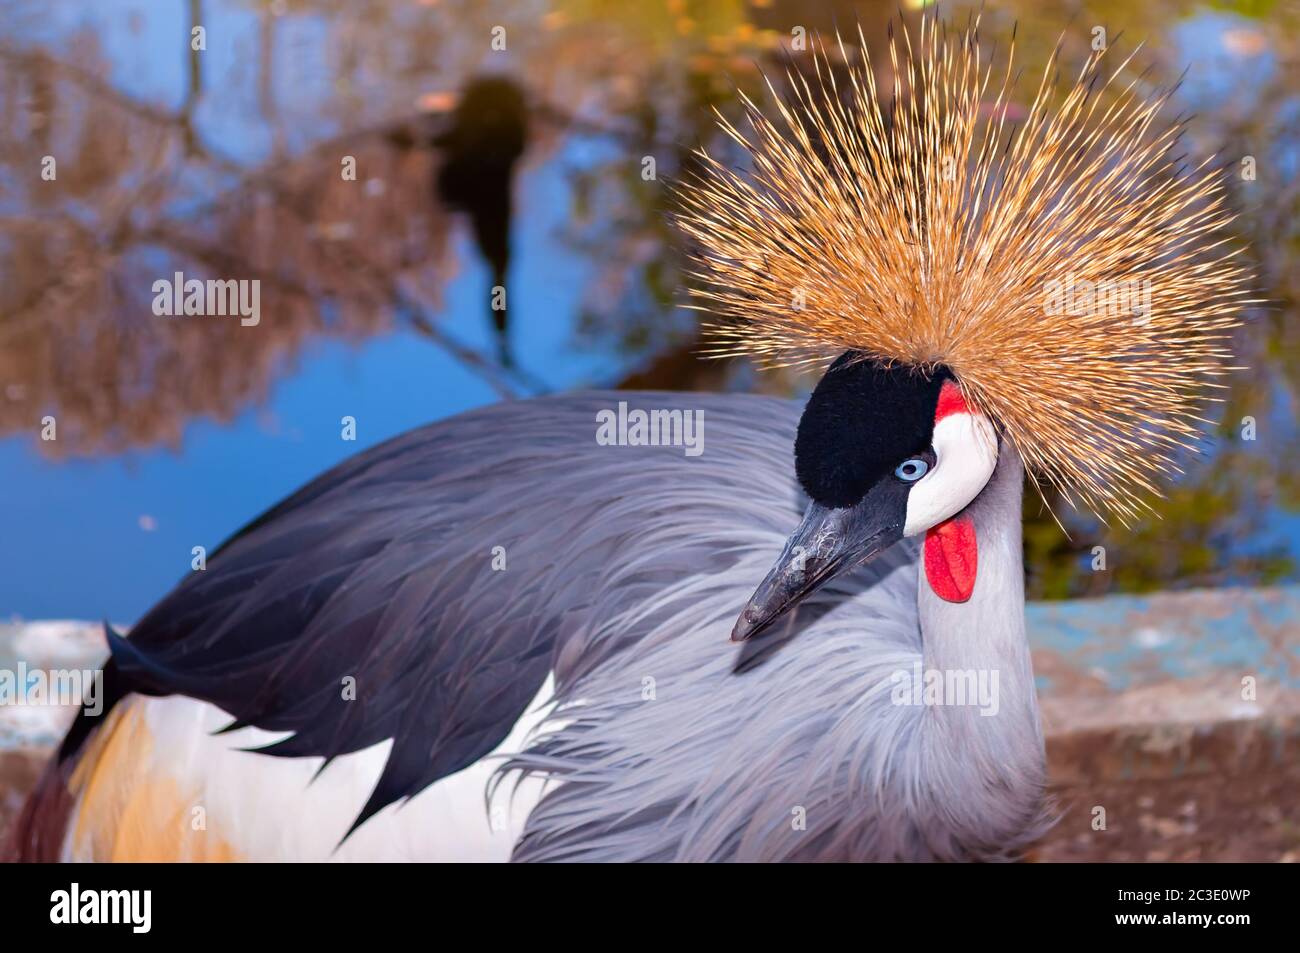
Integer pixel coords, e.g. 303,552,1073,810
0,0,1297,622
0,0,1297,860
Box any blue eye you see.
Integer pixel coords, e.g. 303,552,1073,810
895,458,929,482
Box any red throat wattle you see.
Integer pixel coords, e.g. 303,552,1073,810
924,513,977,602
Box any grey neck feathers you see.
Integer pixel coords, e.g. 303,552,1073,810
914,441,1049,855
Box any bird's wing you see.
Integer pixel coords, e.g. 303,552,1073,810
48,391,816,840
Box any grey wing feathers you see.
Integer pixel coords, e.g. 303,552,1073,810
74,390,892,838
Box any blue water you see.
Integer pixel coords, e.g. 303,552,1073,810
4,2,1297,622
1,159,613,622
0,1,614,621
1,215,610,622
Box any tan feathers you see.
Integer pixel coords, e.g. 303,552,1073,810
676,17,1254,524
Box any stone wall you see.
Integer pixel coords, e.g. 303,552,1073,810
3,587,1298,860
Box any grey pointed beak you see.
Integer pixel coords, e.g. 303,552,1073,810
731,494,905,642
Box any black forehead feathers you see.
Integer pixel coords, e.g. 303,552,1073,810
795,352,952,508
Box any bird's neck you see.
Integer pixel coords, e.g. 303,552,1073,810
914,442,1046,839
917,443,1033,690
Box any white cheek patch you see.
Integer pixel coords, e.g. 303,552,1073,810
902,412,999,536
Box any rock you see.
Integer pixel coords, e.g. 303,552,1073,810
3,585,1299,859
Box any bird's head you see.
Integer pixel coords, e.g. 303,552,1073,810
677,17,1250,640
732,353,997,641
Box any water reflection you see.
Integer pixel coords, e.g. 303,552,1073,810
0,0,1296,612
430,76,526,365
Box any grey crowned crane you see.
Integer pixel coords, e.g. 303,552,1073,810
7,19,1248,862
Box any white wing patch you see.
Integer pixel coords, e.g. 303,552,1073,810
63,676,558,862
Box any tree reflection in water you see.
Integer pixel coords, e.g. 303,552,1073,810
0,0,1295,598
